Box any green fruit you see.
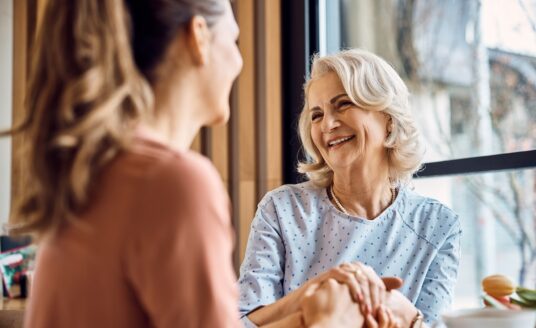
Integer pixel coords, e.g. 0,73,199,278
511,296,536,309
516,287,536,302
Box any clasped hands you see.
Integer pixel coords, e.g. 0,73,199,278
298,262,417,328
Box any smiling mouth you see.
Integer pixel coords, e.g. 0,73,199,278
327,135,355,148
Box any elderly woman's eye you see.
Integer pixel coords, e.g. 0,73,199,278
338,101,353,109
311,112,323,121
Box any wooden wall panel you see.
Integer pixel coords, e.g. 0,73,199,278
234,0,257,262
190,132,202,153
208,124,229,189
11,0,26,201
231,0,282,266
261,0,282,193
10,0,30,222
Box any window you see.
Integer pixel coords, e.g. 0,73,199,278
413,169,536,308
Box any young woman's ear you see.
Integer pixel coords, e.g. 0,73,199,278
187,15,211,65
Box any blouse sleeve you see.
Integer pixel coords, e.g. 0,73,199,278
416,219,462,324
237,198,286,323
124,153,240,328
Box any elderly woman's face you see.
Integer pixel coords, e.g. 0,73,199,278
308,72,390,172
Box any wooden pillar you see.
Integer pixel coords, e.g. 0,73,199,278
231,0,283,266
10,0,37,222
232,0,257,263
257,0,282,195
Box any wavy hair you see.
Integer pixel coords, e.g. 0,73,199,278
2,0,225,239
297,49,424,188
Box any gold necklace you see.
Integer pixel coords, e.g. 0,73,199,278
329,185,396,215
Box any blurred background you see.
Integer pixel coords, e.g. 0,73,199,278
0,0,535,312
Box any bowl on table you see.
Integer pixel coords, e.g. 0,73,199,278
440,308,536,328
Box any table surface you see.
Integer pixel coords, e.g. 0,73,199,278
0,298,26,311
0,299,25,328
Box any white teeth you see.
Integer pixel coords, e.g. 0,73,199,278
328,136,354,147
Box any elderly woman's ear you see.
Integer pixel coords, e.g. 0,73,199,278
187,15,211,65
386,116,394,136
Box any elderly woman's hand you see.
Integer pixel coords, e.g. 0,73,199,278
383,289,422,328
308,262,388,317
269,263,368,317
341,262,388,315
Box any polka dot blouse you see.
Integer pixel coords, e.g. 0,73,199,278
237,181,462,325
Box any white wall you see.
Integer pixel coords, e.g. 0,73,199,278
0,0,13,224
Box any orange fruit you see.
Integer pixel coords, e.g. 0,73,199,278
482,275,516,298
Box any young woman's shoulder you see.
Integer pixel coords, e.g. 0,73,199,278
117,136,222,193
109,137,229,228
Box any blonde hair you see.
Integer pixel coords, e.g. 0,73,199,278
2,0,224,239
298,49,424,188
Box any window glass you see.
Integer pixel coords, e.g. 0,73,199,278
322,0,536,162
412,169,536,307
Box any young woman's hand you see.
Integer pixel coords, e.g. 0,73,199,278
365,305,401,328
301,278,364,328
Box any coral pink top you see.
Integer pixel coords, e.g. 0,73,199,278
25,131,239,328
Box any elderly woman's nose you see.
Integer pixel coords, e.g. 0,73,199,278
320,111,340,132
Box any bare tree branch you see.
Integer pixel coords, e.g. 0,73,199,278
517,0,536,34
464,177,520,241
465,175,515,210
508,172,536,250
397,0,420,82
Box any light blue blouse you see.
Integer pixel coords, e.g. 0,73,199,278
238,181,461,325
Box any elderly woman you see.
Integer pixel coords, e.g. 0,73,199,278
238,49,461,327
